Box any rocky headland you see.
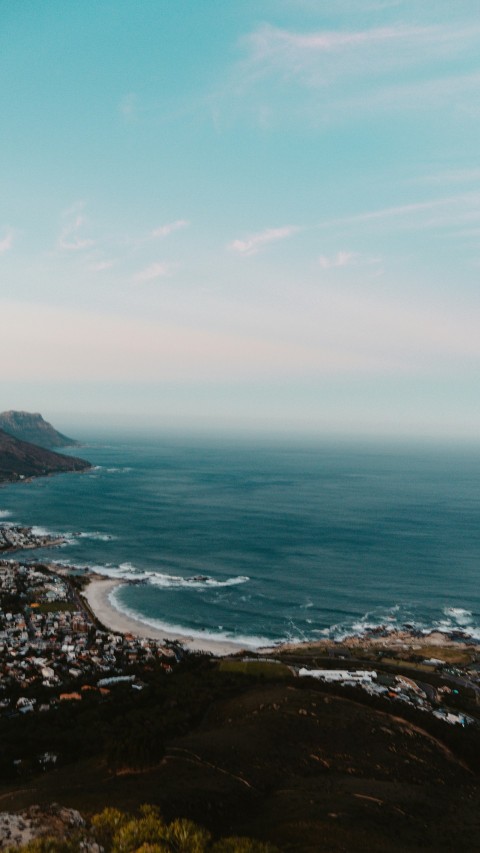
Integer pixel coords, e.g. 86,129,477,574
0,526,67,553
0,411,77,449
0,428,90,484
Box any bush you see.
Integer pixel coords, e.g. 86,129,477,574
9,804,279,853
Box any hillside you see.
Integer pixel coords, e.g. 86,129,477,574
0,429,90,483
0,411,77,449
1,663,480,851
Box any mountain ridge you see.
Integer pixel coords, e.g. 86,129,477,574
0,428,90,483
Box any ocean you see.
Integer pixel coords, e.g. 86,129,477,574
1,436,480,647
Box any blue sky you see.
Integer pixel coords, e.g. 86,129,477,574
1,0,480,438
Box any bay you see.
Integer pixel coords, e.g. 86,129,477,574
1,437,480,645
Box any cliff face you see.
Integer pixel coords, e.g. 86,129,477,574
0,429,90,483
0,411,77,449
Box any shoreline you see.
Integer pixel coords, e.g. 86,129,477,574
0,523,67,554
0,538,65,554
81,574,477,660
82,577,250,656
265,629,473,654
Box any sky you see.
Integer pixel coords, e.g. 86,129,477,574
1,0,480,439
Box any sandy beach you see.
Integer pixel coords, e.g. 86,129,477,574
82,577,250,657
79,566,476,657
81,575,474,660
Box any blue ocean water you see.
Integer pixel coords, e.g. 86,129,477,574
1,437,480,646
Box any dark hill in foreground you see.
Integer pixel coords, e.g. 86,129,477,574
1,669,480,852
0,429,90,483
0,410,77,449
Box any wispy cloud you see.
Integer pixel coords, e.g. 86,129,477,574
133,261,173,283
152,219,189,238
282,0,405,11
416,168,480,185
250,23,431,54
243,21,480,86
0,229,13,255
214,19,480,127
317,192,480,233
318,251,356,269
90,259,115,272
229,225,300,256
127,219,189,251
58,204,94,252
318,251,382,270
347,70,480,117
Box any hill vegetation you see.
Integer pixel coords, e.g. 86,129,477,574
4,804,277,852
2,657,480,851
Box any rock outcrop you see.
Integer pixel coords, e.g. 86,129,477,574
0,803,99,850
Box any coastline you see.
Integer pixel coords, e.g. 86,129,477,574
82,577,249,657
263,629,472,655
0,524,67,554
81,575,476,661
0,538,65,554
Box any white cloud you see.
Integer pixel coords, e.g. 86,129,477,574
90,259,115,272
229,225,300,256
133,261,172,283
250,24,427,54
243,22,480,86
58,205,94,252
347,70,480,116
215,19,480,127
317,192,480,233
152,219,189,238
416,168,480,185
318,251,356,269
0,229,13,255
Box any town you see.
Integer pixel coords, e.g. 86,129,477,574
2,553,480,731
3,552,480,853
0,560,176,717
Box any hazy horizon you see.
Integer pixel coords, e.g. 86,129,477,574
41,413,480,451
2,1,480,439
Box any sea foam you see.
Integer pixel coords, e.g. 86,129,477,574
50,558,249,590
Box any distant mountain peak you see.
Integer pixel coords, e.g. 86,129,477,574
0,410,78,449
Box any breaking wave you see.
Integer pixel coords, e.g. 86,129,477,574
5,522,116,546
148,572,249,589
75,531,117,542
51,559,249,590
30,525,65,539
443,607,473,626
307,603,480,644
